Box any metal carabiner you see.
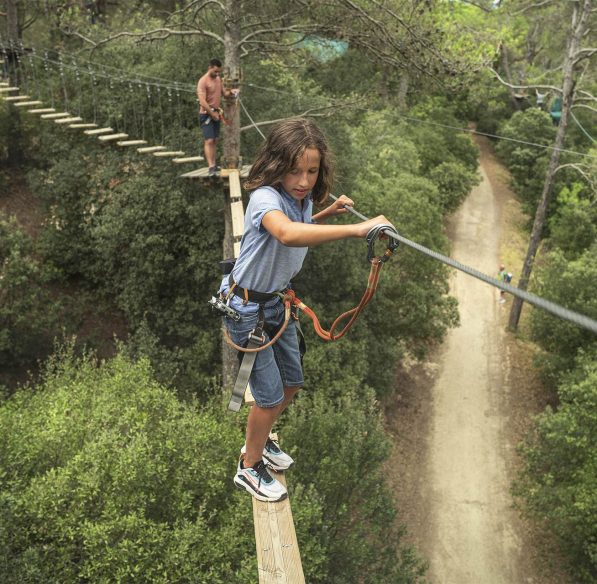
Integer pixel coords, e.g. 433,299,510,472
366,223,400,263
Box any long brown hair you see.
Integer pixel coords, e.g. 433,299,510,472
244,117,335,205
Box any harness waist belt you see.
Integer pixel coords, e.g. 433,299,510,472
228,274,279,303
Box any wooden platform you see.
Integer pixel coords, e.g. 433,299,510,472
172,155,204,163
28,108,55,114
180,164,251,179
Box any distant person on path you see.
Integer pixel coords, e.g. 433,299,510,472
197,58,233,176
498,264,512,303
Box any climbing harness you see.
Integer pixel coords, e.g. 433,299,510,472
210,224,399,411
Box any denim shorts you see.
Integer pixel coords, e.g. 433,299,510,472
199,114,220,140
225,300,303,408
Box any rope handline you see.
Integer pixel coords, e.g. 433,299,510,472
329,195,597,335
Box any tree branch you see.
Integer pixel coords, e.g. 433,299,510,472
61,27,224,51
489,67,561,93
511,0,555,16
555,163,596,194
572,103,597,113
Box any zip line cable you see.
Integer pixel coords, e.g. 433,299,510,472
329,195,597,335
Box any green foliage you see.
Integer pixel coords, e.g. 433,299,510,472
495,109,556,214
0,218,58,371
549,184,597,259
530,243,597,377
285,388,427,583
513,347,597,583
429,161,481,213
0,348,255,583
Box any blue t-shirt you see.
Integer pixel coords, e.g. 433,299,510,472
220,186,314,313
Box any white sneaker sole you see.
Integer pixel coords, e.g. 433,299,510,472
233,475,288,503
263,454,294,473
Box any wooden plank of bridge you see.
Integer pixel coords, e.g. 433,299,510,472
252,434,305,584
55,116,83,124
0,86,19,92
117,139,147,146
27,108,56,114
4,95,30,102
69,123,98,129
98,133,129,141
153,150,185,157
137,145,167,153
84,127,113,135
14,100,43,107
41,112,71,119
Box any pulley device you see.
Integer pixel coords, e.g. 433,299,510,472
210,223,399,411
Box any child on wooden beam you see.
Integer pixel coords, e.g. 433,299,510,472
220,117,392,502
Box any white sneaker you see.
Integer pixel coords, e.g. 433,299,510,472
241,437,295,472
233,458,287,502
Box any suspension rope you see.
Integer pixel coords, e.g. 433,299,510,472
330,195,597,335
89,65,98,124
43,51,55,109
58,55,69,112
9,41,596,161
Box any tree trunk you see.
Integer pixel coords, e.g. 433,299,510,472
508,0,590,331
221,0,242,394
397,71,409,110
6,0,19,45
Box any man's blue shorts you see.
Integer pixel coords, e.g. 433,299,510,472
225,300,304,408
199,113,220,140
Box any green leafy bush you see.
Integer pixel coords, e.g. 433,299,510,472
285,387,427,583
0,218,58,371
530,243,597,377
549,184,597,259
514,347,597,583
0,348,256,583
495,109,556,214
428,161,481,213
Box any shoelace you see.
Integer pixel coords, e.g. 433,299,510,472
265,438,281,454
253,460,272,487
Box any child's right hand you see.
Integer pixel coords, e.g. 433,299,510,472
355,215,395,238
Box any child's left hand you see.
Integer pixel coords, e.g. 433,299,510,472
330,194,354,216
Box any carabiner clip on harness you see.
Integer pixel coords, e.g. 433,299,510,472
222,223,399,411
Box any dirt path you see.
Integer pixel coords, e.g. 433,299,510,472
386,138,567,584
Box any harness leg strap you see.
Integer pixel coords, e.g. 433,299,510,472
228,307,266,412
